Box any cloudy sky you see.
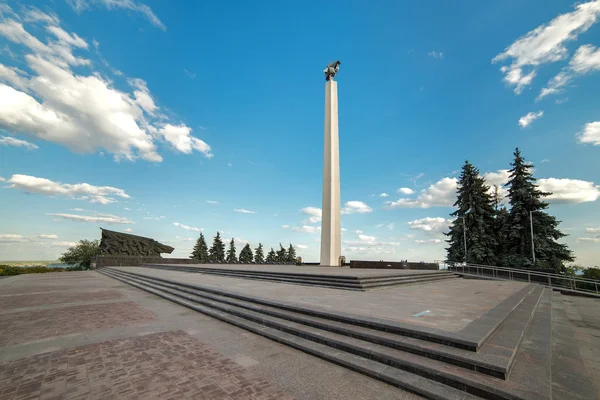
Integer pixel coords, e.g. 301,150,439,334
0,1,599,265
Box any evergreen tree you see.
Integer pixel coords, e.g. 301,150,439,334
502,148,573,270
226,238,238,263
266,248,276,263
276,243,287,262
254,243,265,264
286,243,297,262
190,233,209,262
445,161,497,264
208,232,225,262
239,243,254,263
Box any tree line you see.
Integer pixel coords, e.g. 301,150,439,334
190,231,298,263
446,148,574,272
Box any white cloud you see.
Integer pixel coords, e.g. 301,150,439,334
355,230,364,234
579,121,600,145
124,207,131,211
48,212,134,224
492,1,600,94
66,0,166,31
341,201,372,214
0,234,28,243
379,193,389,197
387,177,457,209
519,111,544,128
124,228,133,232
408,217,451,233
577,237,600,243
539,44,600,99
538,178,600,204
585,228,600,233
6,174,130,204
358,234,376,242
397,187,414,195
301,206,322,223
175,236,194,242
483,169,510,199
428,51,443,60
541,159,550,163
38,234,58,239
50,241,77,247
0,176,5,182
281,225,290,229
234,209,257,214
23,7,60,25
205,200,219,204
415,239,442,244
173,222,202,232
292,225,321,233
0,136,38,149
0,11,210,162
296,244,308,249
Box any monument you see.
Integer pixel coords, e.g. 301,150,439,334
320,61,342,266
99,228,174,256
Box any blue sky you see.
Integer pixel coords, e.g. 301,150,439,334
0,0,599,265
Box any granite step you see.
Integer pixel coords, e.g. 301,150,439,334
141,264,458,290
101,268,549,399
103,268,534,352
100,269,483,400
106,267,538,379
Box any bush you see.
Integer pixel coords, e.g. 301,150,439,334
0,265,67,276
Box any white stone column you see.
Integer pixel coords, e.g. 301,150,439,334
320,79,341,267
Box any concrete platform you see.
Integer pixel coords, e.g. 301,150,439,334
0,272,421,400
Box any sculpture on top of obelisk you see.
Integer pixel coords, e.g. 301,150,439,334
324,60,341,81
320,61,342,266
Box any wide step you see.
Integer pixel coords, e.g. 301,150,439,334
100,268,550,400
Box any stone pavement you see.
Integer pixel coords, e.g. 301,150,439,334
562,295,600,398
118,266,528,331
0,272,422,400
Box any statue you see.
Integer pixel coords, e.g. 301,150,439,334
324,60,340,81
99,228,174,257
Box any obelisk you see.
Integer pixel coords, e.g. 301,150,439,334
320,61,342,267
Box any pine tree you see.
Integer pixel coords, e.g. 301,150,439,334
190,233,209,262
226,238,238,263
239,243,253,263
503,148,573,270
208,232,225,262
266,248,276,263
276,243,287,262
254,243,265,264
286,243,297,262
445,161,497,265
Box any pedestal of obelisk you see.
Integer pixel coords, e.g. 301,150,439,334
320,79,342,266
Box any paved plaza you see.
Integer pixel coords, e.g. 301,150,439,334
0,271,422,400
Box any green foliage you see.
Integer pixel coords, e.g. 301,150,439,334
276,243,287,262
239,243,254,263
59,239,100,269
190,233,209,262
266,248,276,263
502,148,573,271
0,265,85,276
209,232,225,262
287,243,297,262
226,238,237,263
254,243,265,264
445,161,497,265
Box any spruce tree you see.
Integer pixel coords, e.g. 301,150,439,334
254,243,265,264
190,233,209,263
287,243,297,262
226,238,238,263
503,148,573,270
208,232,225,262
445,161,497,265
266,248,276,263
239,243,253,263
276,243,287,262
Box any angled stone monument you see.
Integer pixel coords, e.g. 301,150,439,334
320,61,342,266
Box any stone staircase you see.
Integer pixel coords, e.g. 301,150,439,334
99,267,597,400
140,264,459,290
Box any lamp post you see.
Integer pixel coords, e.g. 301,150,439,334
529,210,535,266
463,216,467,264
